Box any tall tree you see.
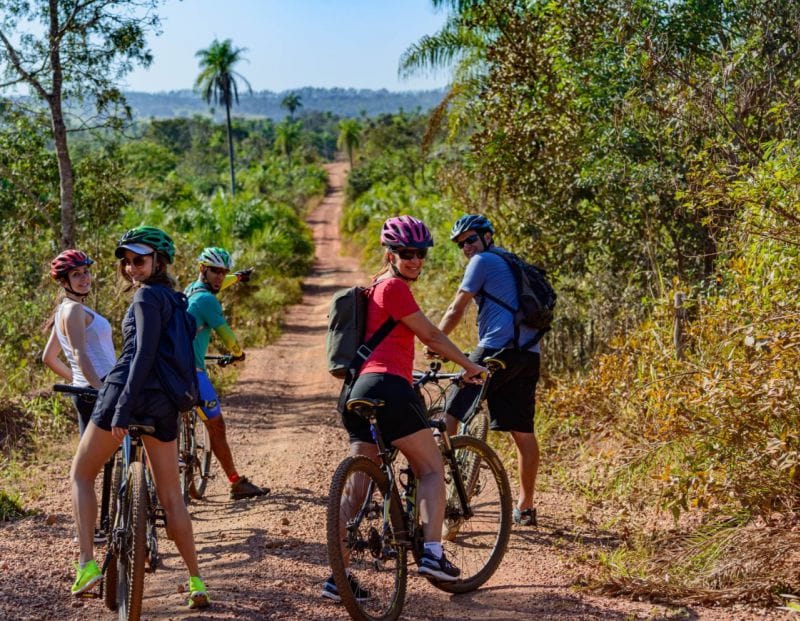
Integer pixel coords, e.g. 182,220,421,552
337,118,362,168
0,0,162,248
274,120,301,160
280,92,302,119
195,38,251,197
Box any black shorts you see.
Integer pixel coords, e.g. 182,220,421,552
91,382,179,443
341,373,429,446
446,347,540,433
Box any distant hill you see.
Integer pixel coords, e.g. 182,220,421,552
123,87,448,120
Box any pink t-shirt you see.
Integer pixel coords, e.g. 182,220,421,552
359,277,420,383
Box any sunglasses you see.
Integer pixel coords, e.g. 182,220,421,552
393,248,428,260
205,266,229,276
120,253,153,268
457,233,481,249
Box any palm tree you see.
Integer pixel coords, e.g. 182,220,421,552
195,38,251,196
280,92,303,119
336,119,362,168
274,120,301,160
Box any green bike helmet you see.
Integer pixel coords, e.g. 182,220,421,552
115,226,175,264
197,247,233,270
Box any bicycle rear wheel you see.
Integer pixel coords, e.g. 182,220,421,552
177,413,192,504
117,461,147,621
326,456,407,621
437,435,511,594
188,411,212,500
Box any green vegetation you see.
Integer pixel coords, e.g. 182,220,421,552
337,0,800,606
0,103,330,502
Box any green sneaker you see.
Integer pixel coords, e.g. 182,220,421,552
188,576,210,609
70,560,102,596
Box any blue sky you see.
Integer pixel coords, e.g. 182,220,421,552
124,0,451,93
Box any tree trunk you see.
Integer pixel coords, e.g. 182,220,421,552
225,101,236,197
51,98,76,249
48,0,75,249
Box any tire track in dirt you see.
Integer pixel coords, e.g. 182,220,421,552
0,162,789,621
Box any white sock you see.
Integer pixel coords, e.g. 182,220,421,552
423,541,443,559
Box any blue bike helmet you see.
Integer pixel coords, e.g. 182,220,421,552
449,214,494,241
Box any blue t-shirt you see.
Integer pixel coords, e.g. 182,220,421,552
459,248,540,352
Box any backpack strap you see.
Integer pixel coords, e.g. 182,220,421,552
345,317,397,383
477,249,524,349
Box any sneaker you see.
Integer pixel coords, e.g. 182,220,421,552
513,507,537,527
70,560,102,595
230,476,270,500
321,574,371,603
187,576,211,609
418,551,460,582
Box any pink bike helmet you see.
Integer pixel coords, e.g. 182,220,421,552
380,215,434,249
50,249,93,280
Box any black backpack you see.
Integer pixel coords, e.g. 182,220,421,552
480,248,557,350
326,283,396,382
152,287,200,411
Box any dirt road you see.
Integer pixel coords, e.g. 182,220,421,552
0,162,789,620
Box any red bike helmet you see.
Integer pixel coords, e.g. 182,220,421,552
50,249,93,280
380,215,434,249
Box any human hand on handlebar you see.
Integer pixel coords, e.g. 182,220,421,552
218,353,245,367
461,361,487,384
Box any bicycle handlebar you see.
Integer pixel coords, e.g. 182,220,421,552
53,384,98,397
412,354,506,389
204,354,243,367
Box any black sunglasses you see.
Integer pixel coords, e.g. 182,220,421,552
393,247,428,260
457,233,481,249
120,253,153,268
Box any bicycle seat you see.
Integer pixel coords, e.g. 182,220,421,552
482,356,507,372
346,398,385,413
129,418,157,437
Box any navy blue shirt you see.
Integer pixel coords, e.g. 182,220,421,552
104,283,171,428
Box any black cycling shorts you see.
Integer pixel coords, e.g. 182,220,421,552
341,372,429,446
446,347,540,434
91,382,179,443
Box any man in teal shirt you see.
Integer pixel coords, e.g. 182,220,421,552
186,247,268,500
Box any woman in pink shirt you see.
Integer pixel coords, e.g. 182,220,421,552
323,216,485,600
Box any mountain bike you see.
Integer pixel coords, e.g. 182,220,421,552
326,395,511,621
177,354,240,502
103,421,163,620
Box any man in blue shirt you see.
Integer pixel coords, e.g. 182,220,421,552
186,247,269,500
436,215,540,527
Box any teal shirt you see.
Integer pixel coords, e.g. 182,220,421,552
185,281,226,372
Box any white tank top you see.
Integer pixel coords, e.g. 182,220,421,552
55,301,116,386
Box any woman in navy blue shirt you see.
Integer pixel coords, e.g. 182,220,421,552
68,227,210,610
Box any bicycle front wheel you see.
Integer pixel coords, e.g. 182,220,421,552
104,452,123,611
188,411,212,500
438,435,511,594
326,456,407,621
117,461,147,621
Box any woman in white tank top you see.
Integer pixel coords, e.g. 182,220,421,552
43,250,116,435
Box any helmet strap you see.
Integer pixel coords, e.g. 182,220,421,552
199,266,221,293
60,281,88,301
389,263,418,282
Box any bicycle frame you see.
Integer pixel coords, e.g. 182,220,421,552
348,403,472,554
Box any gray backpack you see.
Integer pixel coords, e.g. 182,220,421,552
326,284,396,382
